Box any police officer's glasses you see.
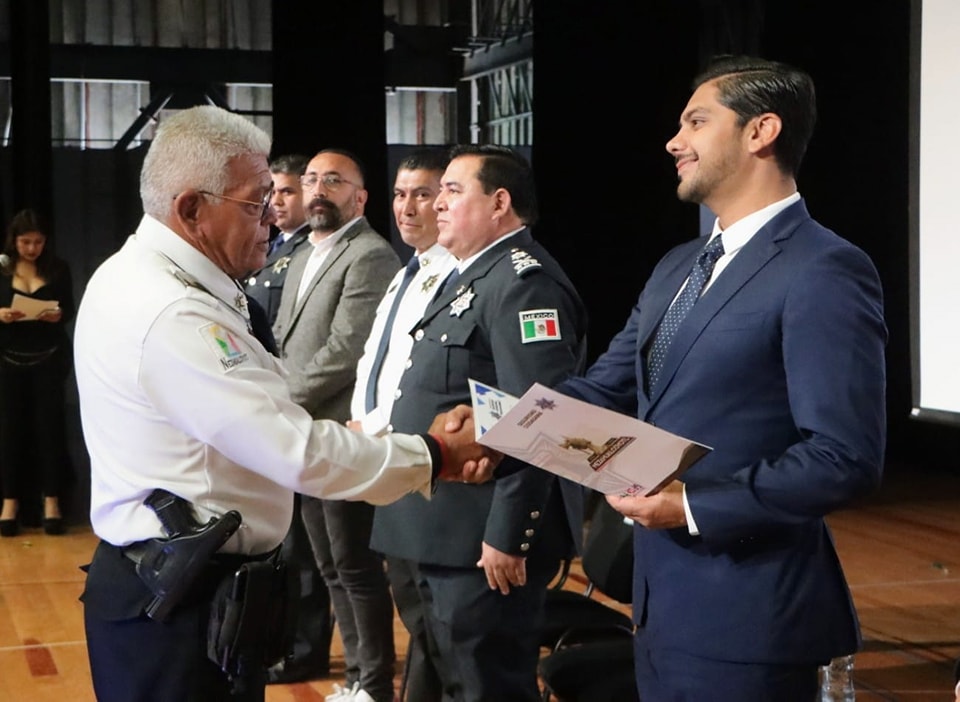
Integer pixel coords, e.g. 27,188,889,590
299,173,360,191
198,189,274,222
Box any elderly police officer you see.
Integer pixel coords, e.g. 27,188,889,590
74,106,488,702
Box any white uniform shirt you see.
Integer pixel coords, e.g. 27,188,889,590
350,242,457,432
74,215,435,554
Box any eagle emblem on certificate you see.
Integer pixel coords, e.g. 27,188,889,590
449,287,476,317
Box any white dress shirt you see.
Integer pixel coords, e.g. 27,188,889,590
74,215,435,554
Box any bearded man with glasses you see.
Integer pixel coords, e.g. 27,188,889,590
272,149,403,702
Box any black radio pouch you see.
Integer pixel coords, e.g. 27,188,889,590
206,558,297,688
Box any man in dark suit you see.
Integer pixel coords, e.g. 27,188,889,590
273,149,400,702
244,153,333,685
371,145,587,702
556,56,887,701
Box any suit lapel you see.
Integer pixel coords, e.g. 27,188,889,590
277,219,367,345
646,201,809,405
274,224,310,260
291,234,349,320
276,247,309,333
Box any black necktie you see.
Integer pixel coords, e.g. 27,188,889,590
433,267,461,301
246,294,279,356
645,235,725,392
364,256,421,413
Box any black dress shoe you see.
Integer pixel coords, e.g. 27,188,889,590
0,519,19,537
42,517,65,535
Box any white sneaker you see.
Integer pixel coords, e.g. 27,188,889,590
325,682,359,701
325,682,377,702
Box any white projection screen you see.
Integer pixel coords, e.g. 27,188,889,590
910,0,960,424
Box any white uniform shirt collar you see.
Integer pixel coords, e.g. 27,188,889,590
415,241,449,268
136,214,250,322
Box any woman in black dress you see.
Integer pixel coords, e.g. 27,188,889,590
0,209,74,536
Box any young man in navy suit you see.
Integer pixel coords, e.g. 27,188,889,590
442,56,887,701
565,55,887,702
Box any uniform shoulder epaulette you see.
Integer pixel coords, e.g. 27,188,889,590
171,267,204,291
170,266,218,301
510,247,542,277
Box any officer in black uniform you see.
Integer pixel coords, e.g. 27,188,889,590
371,145,587,702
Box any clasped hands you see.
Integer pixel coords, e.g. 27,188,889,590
347,405,501,485
426,406,501,484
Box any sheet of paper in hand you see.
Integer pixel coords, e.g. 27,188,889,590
11,293,60,321
469,380,711,496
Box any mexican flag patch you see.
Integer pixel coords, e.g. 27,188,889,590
519,309,561,343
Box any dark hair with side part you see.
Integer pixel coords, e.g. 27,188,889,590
3,208,65,279
269,153,309,177
694,55,817,178
397,148,450,175
316,147,368,186
448,144,539,226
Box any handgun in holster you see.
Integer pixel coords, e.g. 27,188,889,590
126,488,242,622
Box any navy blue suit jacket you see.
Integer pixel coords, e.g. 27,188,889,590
558,199,886,664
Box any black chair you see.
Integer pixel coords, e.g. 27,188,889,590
539,499,637,702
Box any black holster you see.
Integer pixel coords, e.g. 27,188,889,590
207,555,297,687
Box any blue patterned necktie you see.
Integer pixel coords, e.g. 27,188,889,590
364,256,421,413
645,235,725,393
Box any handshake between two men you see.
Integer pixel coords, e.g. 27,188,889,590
350,404,498,485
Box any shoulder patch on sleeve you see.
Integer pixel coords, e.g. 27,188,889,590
519,309,561,343
510,248,542,276
199,322,250,371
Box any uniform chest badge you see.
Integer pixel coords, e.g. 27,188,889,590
421,274,439,293
449,287,476,317
272,256,291,274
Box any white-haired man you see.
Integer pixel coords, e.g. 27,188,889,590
74,105,489,702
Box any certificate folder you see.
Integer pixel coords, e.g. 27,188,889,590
469,379,710,496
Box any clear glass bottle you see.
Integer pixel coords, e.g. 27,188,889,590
819,654,855,701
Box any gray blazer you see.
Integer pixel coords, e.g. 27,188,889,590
273,217,400,422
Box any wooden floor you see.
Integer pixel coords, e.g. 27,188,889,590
1,468,958,701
